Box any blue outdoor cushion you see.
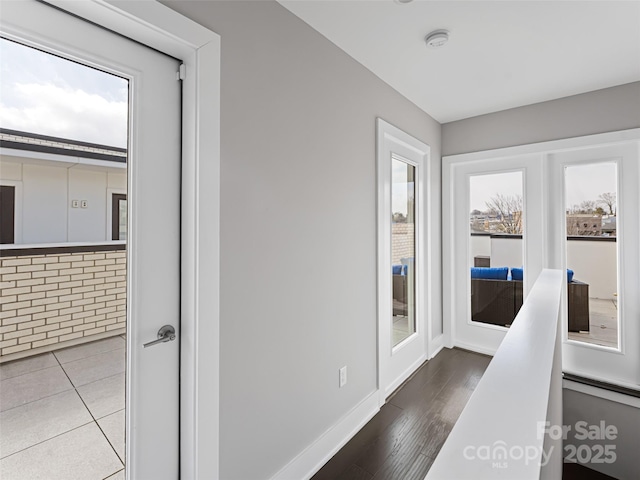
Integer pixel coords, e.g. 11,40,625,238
511,267,524,281
510,267,575,283
392,265,403,275
470,267,509,280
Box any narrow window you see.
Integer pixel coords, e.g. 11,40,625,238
0,185,15,244
112,193,127,240
391,157,416,345
469,172,524,327
565,163,618,348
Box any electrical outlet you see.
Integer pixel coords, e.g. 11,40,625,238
81,200,88,208
339,366,347,388
71,200,79,208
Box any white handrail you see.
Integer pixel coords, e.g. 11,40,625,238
426,269,564,479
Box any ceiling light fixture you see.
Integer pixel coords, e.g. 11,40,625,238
425,30,449,49
395,0,414,4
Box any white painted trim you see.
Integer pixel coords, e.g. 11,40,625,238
0,180,23,244
376,118,431,404
563,379,640,409
385,353,428,399
428,334,445,360
270,392,380,480
46,0,216,58
453,340,498,357
443,128,640,163
42,1,221,478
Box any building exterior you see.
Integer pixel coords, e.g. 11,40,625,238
0,128,127,245
566,213,603,236
0,129,127,360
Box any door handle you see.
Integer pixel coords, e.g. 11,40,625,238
143,325,176,348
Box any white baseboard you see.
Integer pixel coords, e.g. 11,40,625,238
453,340,497,357
270,391,380,480
428,335,445,359
383,353,428,401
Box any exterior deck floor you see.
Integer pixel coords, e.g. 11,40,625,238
0,336,125,479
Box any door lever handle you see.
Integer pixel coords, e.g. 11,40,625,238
143,325,176,348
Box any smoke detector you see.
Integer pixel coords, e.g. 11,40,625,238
425,30,449,49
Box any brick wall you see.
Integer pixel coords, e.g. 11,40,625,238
392,223,415,265
0,248,126,362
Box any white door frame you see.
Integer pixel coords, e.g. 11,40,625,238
443,129,640,387
46,1,221,478
376,118,431,404
443,154,545,355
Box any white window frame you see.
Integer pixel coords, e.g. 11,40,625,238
43,1,221,477
443,128,640,390
443,155,545,355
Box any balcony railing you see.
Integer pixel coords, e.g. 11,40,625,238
427,269,564,479
0,242,126,362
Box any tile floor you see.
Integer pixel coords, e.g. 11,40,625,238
0,336,126,480
568,298,618,348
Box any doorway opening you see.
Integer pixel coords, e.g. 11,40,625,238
0,37,129,478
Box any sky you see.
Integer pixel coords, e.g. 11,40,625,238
0,38,128,148
564,163,616,210
469,165,616,213
392,157,414,215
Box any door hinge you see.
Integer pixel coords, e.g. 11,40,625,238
177,64,186,81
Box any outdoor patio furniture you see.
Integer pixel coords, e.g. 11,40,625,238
471,267,590,332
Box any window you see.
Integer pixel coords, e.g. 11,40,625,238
564,162,618,349
391,157,416,345
469,172,524,328
0,185,15,244
112,193,127,240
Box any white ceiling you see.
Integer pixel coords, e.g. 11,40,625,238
278,0,640,123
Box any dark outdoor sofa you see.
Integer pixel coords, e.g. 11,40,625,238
392,264,408,316
471,267,590,332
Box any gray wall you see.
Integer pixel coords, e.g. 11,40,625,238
162,2,441,478
563,387,640,480
442,82,640,156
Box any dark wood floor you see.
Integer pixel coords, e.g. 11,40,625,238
312,347,490,480
312,347,618,480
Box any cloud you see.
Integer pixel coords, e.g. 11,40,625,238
0,82,127,148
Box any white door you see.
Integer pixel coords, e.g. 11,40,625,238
444,134,640,388
0,2,181,478
377,119,430,400
548,143,640,387
444,154,545,355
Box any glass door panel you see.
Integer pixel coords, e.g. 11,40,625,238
391,157,416,346
0,36,129,478
564,163,619,348
468,172,524,327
